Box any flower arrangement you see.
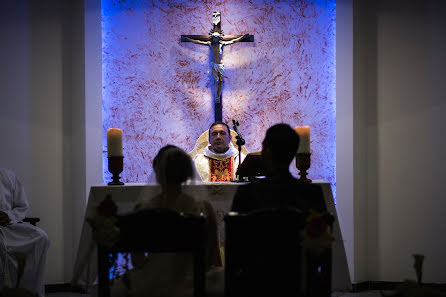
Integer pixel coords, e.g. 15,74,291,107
86,194,120,249
87,195,135,284
301,210,335,252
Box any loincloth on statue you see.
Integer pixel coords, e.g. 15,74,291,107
211,63,224,81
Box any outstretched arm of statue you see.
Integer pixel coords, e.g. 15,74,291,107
184,36,210,45
221,33,249,45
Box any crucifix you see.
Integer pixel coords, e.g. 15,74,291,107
181,11,254,122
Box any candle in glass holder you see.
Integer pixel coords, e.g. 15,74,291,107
294,126,310,154
107,128,123,157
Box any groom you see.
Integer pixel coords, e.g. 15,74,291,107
231,123,325,213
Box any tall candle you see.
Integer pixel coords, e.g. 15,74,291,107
294,126,310,154
107,128,123,157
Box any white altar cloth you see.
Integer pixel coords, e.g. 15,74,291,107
72,181,351,292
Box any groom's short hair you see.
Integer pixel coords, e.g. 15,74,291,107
262,123,300,165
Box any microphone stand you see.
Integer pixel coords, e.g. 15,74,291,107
232,120,245,182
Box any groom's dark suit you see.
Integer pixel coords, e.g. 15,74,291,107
231,168,326,213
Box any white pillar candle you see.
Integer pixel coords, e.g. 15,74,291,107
107,128,123,157
294,126,311,154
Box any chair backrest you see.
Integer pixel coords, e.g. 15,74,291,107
224,208,333,297
23,217,40,226
188,129,249,159
97,208,206,297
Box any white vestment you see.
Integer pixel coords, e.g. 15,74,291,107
193,143,246,182
0,168,50,297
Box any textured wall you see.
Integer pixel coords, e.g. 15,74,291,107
102,0,336,197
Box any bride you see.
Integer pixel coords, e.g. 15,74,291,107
111,145,223,297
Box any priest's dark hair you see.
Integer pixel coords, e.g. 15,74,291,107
209,121,231,135
262,123,300,165
153,145,194,185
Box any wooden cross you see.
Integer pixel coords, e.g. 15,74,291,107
181,11,254,122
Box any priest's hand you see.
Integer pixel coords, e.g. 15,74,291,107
0,211,10,226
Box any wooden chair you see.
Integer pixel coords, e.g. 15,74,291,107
97,208,207,297
23,217,40,226
224,208,333,297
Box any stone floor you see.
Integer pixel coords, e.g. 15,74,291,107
332,292,382,297
47,291,383,297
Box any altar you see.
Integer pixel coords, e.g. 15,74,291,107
72,181,351,292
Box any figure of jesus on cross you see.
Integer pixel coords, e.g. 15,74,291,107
181,12,254,121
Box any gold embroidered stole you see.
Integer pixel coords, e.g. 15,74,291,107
209,157,234,182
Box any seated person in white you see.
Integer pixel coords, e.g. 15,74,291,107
191,122,247,182
111,145,223,297
0,168,50,297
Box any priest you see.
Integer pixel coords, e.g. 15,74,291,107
0,168,50,297
193,122,246,182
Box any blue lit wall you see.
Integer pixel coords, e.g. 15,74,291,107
102,0,336,199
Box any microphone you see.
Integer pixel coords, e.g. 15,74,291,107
232,119,245,146
232,120,239,131
232,119,245,182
